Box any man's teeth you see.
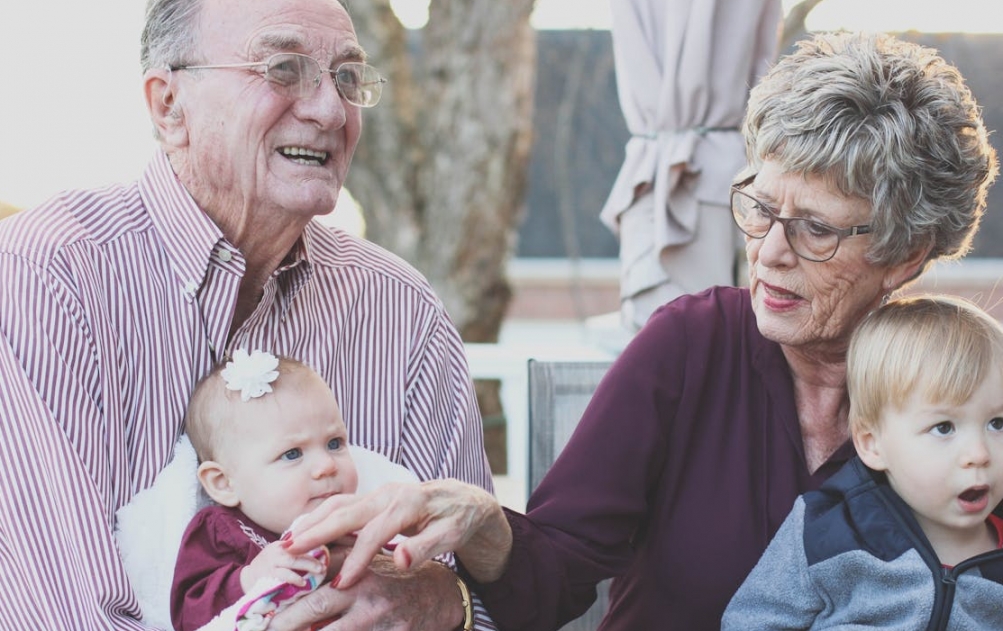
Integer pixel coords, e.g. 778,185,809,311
280,147,328,164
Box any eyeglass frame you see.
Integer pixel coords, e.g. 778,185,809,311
169,52,387,108
729,174,872,263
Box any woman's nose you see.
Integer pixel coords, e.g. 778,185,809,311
755,219,798,267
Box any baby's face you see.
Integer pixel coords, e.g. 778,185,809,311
859,368,1003,557
219,379,358,535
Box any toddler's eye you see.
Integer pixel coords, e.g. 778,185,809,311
989,417,1003,431
929,421,955,436
327,438,343,451
281,448,303,461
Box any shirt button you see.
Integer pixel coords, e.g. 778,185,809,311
218,249,233,262
184,280,198,295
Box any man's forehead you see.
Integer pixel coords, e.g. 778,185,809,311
250,31,366,62
202,0,361,58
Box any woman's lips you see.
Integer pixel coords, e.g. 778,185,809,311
759,281,803,309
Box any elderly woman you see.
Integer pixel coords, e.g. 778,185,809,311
287,32,998,631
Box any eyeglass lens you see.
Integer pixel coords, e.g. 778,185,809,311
731,189,840,261
265,54,383,107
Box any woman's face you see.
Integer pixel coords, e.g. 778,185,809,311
745,160,916,355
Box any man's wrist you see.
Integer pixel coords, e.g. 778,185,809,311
453,574,474,631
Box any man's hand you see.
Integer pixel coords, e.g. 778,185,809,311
268,555,463,631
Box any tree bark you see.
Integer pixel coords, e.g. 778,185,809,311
781,0,826,51
346,0,537,343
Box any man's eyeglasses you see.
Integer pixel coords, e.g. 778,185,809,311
730,175,871,263
171,52,386,108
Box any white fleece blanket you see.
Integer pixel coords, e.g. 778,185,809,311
114,437,417,630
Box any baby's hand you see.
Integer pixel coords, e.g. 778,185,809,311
240,540,328,594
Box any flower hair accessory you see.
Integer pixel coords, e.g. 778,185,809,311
221,349,280,401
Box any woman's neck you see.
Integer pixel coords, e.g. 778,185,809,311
783,344,851,473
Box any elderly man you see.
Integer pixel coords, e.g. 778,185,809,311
0,0,493,629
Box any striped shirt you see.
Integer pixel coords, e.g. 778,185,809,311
0,151,495,629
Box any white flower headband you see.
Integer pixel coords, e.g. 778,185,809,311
221,349,280,401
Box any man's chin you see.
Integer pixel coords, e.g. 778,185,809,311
278,191,339,219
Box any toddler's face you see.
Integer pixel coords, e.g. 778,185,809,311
219,377,358,535
857,366,1003,556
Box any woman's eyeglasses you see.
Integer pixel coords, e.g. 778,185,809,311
730,175,871,263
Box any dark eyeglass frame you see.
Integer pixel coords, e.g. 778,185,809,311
729,174,871,263
170,52,386,108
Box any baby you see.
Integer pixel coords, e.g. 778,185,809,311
170,349,358,631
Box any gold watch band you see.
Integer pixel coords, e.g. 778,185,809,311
455,575,474,631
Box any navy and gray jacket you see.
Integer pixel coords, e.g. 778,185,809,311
722,458,1003,630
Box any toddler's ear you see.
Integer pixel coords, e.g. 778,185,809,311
852,428,888,472
197,460,240,507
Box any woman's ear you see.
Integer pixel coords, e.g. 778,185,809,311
852,426,888,472
197,460,240,507
144,68,188,148
882,241,933,293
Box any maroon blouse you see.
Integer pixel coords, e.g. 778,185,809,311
467,286,854,631
171,505,277,631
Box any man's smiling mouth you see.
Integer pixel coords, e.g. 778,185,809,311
279,146,329,166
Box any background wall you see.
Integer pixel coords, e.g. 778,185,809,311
518,31,1003,259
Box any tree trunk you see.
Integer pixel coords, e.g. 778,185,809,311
345,0,537,344
781,0,826,51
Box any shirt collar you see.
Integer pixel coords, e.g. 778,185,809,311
138,150,318,300
138,150,226,300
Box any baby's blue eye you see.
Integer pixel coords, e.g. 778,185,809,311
327,437,343,451
281,448,303,461
989,417,1003,431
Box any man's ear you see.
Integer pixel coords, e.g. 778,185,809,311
197,460,240,507
852,427,888,471
144,68,188,148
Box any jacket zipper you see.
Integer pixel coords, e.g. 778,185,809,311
930,550,1003,629
872,487,959,631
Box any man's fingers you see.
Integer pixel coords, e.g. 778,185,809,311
268,581,353,631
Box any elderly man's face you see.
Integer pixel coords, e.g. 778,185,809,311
175,0,363,221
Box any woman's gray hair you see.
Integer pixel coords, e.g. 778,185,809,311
743,31,998,271
140,0,204,72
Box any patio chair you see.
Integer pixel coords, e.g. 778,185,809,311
527,358,613,631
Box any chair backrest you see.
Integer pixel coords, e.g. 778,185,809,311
527,358,613,631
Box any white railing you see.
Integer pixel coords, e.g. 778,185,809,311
465,337,616,510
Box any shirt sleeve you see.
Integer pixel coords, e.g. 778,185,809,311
171,511,249,631
0,255,152,629
399,307,494,493
461,296,695,631
399,308,498,630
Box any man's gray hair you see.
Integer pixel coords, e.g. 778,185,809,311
140,0,350,72
140,0,204,72
743,31,998,271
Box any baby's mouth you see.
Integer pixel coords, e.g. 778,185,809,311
960,487,988,503
958,485,991,514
